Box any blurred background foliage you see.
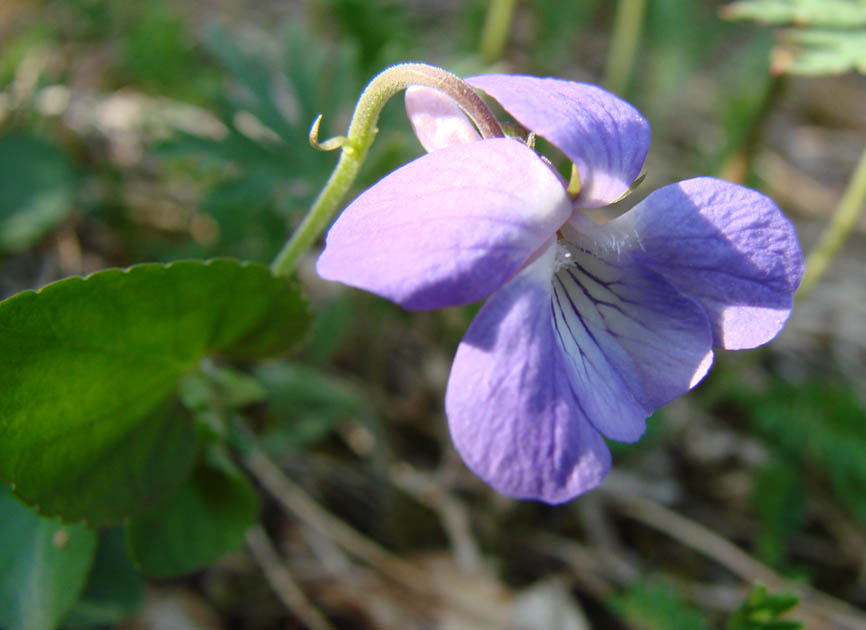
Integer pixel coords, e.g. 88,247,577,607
0,0,865,628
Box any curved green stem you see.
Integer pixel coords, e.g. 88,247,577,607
798,142,866,298
603,0,646,95
270,147,362,278
479,0,518,65
271,63,503,277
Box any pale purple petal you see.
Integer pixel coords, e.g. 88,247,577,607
405,86,481,152
550,235,714,441
466,74,650,208
317,138,571,310
446,247,611,504
609,177,805,349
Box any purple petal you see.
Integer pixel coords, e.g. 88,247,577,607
317,138,571,310
445,247,611,504
609,177,804,349
405,86,481,152
550,235,714,441
466,74,650,208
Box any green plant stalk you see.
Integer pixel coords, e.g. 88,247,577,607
717,75,787,184
603,0,647,95
798,142,866,298
479,0,518,65
270,63,503,277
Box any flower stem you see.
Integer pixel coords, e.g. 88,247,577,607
270,63,503,277
798,142,866,298
603,0,646,95
479,0,517,65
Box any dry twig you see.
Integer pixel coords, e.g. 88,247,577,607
243,443,511,627
603,490,866,630
388,461,481,572
245,524,334,630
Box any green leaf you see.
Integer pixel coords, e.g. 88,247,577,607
126,447,258,577
319,0,413,71
721,0,866,28
62,529,144,628
774,28,866,75
0,484,97,630
119,3,207,98
0,133,77,253
749,378,866,522
202,364,269,408
726,585,802,630
608,578,712,630
252,361,380,454
721,0,866,75
529,0,598,72
180,363,268,421
0,259,310,524
178,365,270,444
153,25,360,262
752,458,805,568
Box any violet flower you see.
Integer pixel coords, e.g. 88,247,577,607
317,74,804,504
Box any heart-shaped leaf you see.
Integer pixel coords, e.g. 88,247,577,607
126,446,258,577
62,529,145,628
0,484,97,630
0,259,309,524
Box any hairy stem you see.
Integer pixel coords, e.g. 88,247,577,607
798,142,866,298
603,0,646,95
271,63,503,277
